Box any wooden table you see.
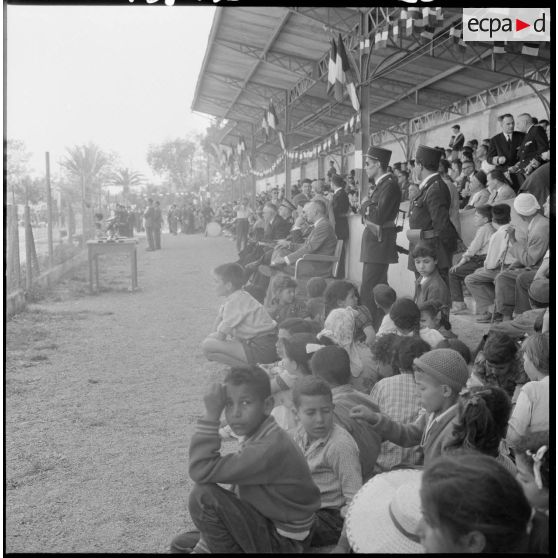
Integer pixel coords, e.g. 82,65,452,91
87,239,138,293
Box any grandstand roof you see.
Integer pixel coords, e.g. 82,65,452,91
192,7,551,166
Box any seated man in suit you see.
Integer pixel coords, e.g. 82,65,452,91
261,202,291,242
487,113,525,192
508,113,549,188
268,200,338,278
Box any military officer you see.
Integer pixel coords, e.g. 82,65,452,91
360,146,401,329
407,145,458,287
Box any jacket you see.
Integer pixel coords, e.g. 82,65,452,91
516,125,549,168
263,215,291,241
360,173,401,264
331,188,351,240
487,131,525,168
189,415,321,539
286,217,338,277
408,173,458,272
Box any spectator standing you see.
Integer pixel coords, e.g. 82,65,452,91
331,175,351,278
448,124,465,157
153,201,163,249
233,198,253,253
143,198,156,251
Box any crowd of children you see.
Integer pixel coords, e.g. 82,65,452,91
172,255,549,554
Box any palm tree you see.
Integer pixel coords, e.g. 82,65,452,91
109,168,145,204
61,142,112,239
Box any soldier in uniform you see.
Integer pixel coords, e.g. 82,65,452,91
359,146,401,329
407,145,458,287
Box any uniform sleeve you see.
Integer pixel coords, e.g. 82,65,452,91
425,182,452,235
327,435,363,517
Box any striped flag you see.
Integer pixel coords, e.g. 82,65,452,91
334,35,345,102
405,18,414,37
493,42,507,55
262,113,269,139
399,8,408,32
327,39,337,96
337,34,360,111
375,30,388,50
392,16,400,41
267,101,278,130
435,7,444,23
278,131,285,151
521,42,540,56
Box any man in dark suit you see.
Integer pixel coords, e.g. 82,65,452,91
331,174,351,278
153,201,163,250
509,113,550,187
487,113,525,190
359,146,401,329
261,202,290,241
448,124,464,157
272,199,337,278
407,145,458,288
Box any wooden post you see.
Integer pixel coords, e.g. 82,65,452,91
24,205,33,291
284,89,292,199
7,204,21,292
45,152,54,269
81,174,86,246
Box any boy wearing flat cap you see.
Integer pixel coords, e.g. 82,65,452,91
407,145,458,289
359,146,401,330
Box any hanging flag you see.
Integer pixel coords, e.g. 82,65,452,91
399,9,408,32
334,131,339,144
327,39,337,96
392,17,400,41
349,115,355,131
493,42,506,54
267,101,279,130
420,26,435,42
435,7,444,23
262,113,270,139
405,18,414,37
521,42,540,56
334,34,345,102
375,31,387,50
337,34,360,111
278,131,285,151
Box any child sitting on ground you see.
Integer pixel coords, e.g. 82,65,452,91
290,376,362,548
369,333,401,380
171,366,320,553
506,332,549,448
419,453,532,553
514,431,549,554
389,298,445,348
419,300,456,339
443,386,516,474
202,263,278,367
268,332,318,430
310,346,382,482
468,331,525,402
324,281,376,346
412,243,451,321
318,308,377,393
449,204,495,314
369,336,431,472
305,276,327,328
266,274,309,323
373,284,398,337
350,348,469,465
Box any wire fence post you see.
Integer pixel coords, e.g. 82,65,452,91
24,205,34,291
7,204,21,293
45,152,54,270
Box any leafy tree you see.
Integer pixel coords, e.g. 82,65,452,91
109,168,145,202
60,142,113,206
6,139,33,204
147,138,198,192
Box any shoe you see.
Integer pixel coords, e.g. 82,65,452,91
451,302,468,314
170,531,200,554
476,312,502,323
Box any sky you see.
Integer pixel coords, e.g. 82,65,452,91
6,4,216,182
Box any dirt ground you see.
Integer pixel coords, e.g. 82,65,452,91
6,232,236,553
5,231,485,553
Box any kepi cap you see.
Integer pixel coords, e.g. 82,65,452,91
415,145,442,169
365,146,392,168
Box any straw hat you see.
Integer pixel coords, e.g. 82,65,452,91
346,469,423,553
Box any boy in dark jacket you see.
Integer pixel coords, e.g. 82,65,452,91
171,366,320,553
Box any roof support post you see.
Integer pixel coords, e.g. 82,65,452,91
251,123,257,205
284,89,292,199
355,82,370,202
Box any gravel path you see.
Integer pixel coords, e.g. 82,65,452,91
6,232,235,553
6,231,486,553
